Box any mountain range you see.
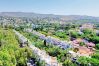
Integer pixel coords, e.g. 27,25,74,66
0,12,99,24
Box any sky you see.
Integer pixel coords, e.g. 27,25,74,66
0,0,99,16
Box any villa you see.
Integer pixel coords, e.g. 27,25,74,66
77,46,94,56
69,46,94,57
71,38,95,56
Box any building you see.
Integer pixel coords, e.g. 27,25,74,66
86,42,95,48
71,38,95,57
77,46,94,56
80,23,94,30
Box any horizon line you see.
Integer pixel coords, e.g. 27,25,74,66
0,11,99,17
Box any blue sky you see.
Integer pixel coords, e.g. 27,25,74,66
0,0,99,16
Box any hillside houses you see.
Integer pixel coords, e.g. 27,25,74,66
71,38,95,56
80,23,94,30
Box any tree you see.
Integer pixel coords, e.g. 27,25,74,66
92,53,99,60
95,44,99,49
88,36,99,44
77,56,89,66
70,31,78,38
78,56,99,66
82,29,92,34
79,42,85,46
63,60,75,66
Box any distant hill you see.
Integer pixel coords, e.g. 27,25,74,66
0,12,60,18
0,12,99,24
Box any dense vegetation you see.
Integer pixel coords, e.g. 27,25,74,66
77,54,99,66
18,30,78,66
0,28,40,66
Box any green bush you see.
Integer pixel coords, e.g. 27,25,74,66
0,28,34,66
79,42,85,46
95,44,99,49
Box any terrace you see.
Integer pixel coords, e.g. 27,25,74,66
14,30,62,66
25,29,72,50
29,42,62,66
13,30,28,47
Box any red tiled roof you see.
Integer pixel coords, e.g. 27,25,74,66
86,42,95,47
78,47,93,55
